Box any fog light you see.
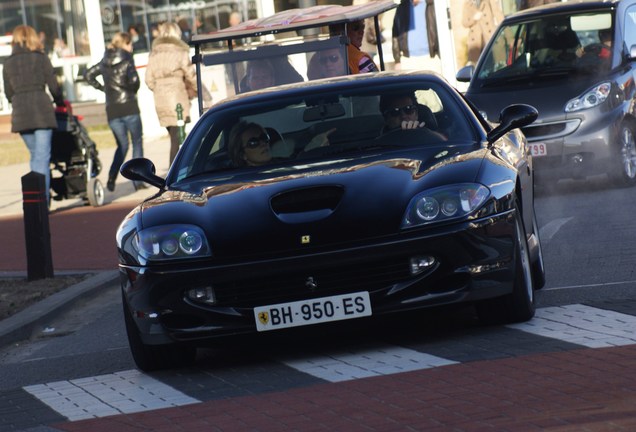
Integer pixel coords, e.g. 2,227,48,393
571,154,583,164
186,286,216,305
409,256,436,275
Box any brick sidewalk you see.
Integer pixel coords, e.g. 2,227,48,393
0,201,136,272
53,345,636,431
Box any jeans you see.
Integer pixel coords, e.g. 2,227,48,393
108,114,143,179
21,129,53,202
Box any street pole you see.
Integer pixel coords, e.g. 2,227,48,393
21,172,54,281
176,103,186,144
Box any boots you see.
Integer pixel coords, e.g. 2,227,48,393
107,175,116,192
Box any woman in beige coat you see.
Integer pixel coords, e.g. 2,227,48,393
145,21,198,164
462,0,504,66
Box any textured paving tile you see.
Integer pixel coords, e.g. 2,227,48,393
16,304,636,427
507,304,636,348
23,370,199,421
280,343,458,382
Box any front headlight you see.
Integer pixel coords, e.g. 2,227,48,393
132,225,211,261
402,184,490,228
565,82,611,112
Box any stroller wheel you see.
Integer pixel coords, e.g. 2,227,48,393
87,178,105,207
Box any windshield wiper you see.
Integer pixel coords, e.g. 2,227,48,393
478,66,575,87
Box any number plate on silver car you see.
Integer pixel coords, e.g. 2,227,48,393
254,292,371,332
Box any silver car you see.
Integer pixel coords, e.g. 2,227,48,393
457,0,636,186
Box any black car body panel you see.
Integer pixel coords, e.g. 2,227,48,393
117,69,542,370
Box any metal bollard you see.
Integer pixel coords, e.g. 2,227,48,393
176,103,186,144
21,172,54,281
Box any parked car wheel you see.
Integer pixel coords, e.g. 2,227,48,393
122,294,196,371
86,178,105,207
610,122,636,187
476,201,535,325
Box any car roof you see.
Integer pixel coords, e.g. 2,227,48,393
502,0,619,22
190,0,397,45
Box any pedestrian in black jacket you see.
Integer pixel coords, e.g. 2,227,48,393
85,32,144,192
2,25,65,204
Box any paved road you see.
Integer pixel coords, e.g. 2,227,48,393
1,135,636,431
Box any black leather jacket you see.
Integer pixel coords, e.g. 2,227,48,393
85,48,140,121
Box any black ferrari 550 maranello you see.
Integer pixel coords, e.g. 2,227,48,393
117,71,544,371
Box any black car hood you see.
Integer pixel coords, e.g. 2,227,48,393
467,73,603,123
138,147,485,258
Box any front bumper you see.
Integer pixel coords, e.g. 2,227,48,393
523,107,622,179
120,210,518,345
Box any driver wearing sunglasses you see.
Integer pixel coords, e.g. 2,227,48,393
379,93,447,140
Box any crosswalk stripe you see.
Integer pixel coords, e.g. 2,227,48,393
21,304,636,421
280,344,459,382
507,304,636,348
23,369,199,421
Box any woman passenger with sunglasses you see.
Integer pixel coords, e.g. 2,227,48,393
229,122,276,167
229,121,336,166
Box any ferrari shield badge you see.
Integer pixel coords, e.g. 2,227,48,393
301,235,310,244
258,311,269,325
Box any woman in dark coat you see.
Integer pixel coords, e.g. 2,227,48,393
85,32,143,192
2,25,64,203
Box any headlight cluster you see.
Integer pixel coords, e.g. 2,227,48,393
133,225,211,261
402,184,490,228
565,82,610,112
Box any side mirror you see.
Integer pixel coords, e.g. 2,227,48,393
120,158,166,189
487,104,538,143
456,65,474,83
630,44,636,60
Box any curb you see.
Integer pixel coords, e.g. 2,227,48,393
0,270,119,348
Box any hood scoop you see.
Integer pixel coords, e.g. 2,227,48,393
271,185,344,224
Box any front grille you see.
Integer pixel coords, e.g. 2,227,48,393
522,123,566,138
213,257,413,307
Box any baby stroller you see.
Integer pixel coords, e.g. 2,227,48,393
50,103,105,207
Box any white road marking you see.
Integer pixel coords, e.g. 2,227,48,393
507,304,636,348
23,305,636,421
539,217,573,242
280,344,458,383
23,369,199,421
543,280,636,291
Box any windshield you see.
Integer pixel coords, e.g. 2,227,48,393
475,11,614,85
173,81,478,181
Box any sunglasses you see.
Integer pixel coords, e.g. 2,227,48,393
319,54,341,65
383,104,417,117
244,132,270,149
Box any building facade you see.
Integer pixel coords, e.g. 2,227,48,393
0,0,294,115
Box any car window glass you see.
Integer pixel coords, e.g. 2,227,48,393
172,83,478,180
624,5,636,51
197,33,350,101
476,12,613,84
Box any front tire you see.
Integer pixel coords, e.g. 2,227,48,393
122,293,196,371
610,122,636,187
476,203,536,325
